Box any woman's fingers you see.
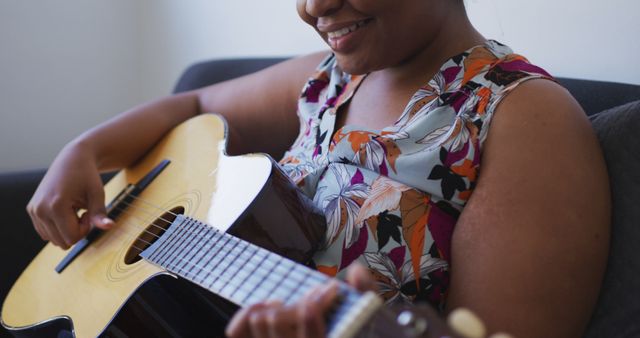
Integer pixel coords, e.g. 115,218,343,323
226,270,374,338
226,303,268,337
346,263,377,292
227,301,296,338
38,214,69,249
29,207,49,242
297,294,324,338
25,145,110,248
259,301,296,338
49,204,83,247
86,178,114,230
298,281,340,338
226,282,343,338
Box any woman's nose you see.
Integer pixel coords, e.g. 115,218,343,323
305,0,342,17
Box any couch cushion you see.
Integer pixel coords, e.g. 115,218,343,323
173,58,286,93
584,100,640,337
557,78,640,117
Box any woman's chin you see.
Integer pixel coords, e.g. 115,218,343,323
334,55,374,75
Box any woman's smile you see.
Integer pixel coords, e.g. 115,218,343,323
296,0,468,74
318,18,372,52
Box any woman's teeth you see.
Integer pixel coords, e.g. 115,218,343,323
327,20,368,39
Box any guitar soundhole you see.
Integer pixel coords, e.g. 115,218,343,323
124,206,185,265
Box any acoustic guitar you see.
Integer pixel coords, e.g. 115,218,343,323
1,114,481,338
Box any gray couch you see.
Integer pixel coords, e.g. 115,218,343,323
1,58,639,337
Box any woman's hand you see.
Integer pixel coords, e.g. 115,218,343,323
225,263,376,338
26,141,114,249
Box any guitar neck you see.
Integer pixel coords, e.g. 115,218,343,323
140,215,382,338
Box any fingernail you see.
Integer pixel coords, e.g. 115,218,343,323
95,217,114,228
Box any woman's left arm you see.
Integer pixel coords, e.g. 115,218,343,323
445,79,611,338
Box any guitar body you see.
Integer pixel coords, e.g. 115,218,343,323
1,114,325,337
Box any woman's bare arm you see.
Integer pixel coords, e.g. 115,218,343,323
27,52,328,248
446,80,611,338
194,52,327,158
81,52,327,172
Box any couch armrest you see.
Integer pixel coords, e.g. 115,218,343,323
173,58,288,94
556,78,640,116
0,170,48,308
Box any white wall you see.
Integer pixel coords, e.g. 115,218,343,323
0,1,143,172
465,0,639,84
135,1,323,102
1,1,638,173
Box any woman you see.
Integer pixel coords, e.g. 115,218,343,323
27,1,610,337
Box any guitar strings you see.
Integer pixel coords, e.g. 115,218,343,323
104,202,379,337
110,219,292,304
111,199,221,246
100,196,275,278
102,194,328,297
104,201,324,304
125,193,180,218
112,191,286,259
111,192,224,245
107,203,209,253
74,186,331,299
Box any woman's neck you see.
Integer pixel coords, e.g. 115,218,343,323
372,9,486,93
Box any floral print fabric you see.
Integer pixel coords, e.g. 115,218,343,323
279,40,552,310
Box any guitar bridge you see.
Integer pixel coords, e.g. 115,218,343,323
54,160,171,273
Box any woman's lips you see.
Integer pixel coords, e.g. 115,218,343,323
324,19,372,52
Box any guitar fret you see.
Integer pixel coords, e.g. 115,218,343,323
244,287,270,305
174,230,235,290
181,228,221,278
229,249,267,282
265,262,296,301
280,274,303,290
152,217,192,265
163,217,199,269
146,218,181,264
208,240,251,294
178,226,217,276
166,222,212,274
241,255,281,305
271,260,294,278
194,232,233,285
229,288,249,303
159,217,196,265
246,256,275,287
257,256,285,302
216,241,253,295
196,234,238,287
271,286,290,301
283,268,309,304
229,247,268,304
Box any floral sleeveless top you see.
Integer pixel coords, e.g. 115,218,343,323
279,40,552,310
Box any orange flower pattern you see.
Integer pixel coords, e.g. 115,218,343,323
279,41,553,310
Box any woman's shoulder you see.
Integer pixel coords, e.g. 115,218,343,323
478,40,586,130
447,44,610,338
460,40,554,94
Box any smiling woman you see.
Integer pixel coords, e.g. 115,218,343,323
21,0,610,337
296,0,480,75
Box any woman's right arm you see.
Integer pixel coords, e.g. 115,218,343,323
27,52,328,249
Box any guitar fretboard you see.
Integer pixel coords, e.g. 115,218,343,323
140,215,382,338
